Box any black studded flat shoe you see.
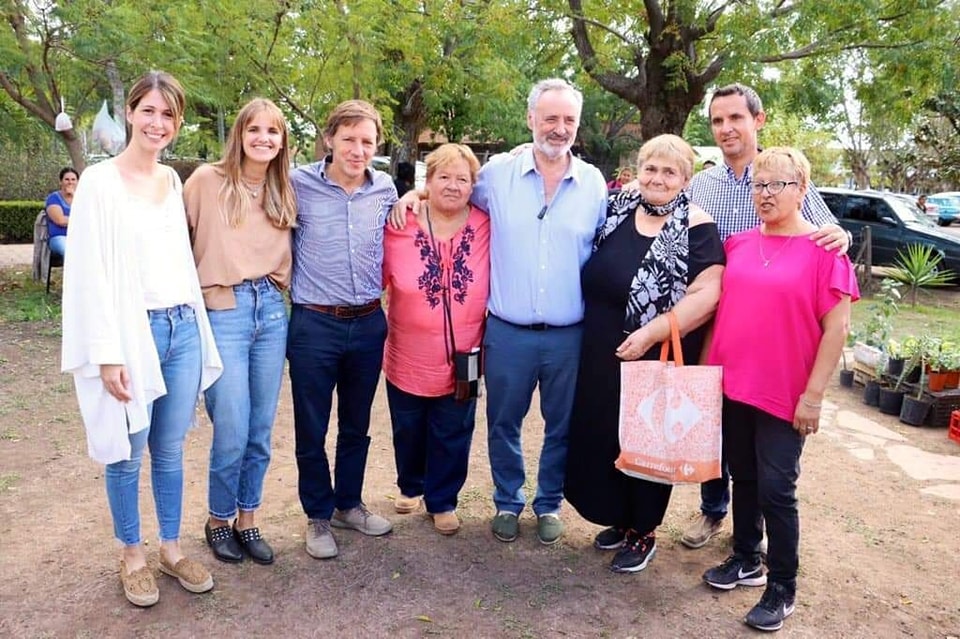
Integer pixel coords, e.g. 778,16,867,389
205,521,243,563
233,524,274,565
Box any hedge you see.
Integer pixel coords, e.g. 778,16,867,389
0,201,45,244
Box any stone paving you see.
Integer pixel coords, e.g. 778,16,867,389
0,243,32,268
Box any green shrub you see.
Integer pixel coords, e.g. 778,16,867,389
0,201,45,243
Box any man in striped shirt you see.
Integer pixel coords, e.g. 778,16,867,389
680,83,849,551
288,100,398,561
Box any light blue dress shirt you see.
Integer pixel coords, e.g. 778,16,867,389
471,149,607,326
290,160,397,306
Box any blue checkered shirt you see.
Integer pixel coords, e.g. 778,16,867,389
688,163,835,241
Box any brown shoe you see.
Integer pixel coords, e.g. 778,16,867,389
119,560,159,607
159,556,214,593
431,511,460,535
681,513,724,549
394,495,422,514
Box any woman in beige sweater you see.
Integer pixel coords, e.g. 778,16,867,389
184,98,296,565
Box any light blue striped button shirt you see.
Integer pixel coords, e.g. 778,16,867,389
688,162,836,241
290,160,398,305
471,149,607,326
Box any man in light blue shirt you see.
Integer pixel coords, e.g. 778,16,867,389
288,100,397,561
474,79,608,545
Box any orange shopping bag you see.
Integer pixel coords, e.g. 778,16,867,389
615,312,722,484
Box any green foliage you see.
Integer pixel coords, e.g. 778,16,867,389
856,278,901,349
889,244,955,307
0,202,45,243
0,268,61,323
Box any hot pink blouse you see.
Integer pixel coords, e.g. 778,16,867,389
708,228,860,422
383,206,490,397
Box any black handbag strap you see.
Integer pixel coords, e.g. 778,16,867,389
425,206,457,365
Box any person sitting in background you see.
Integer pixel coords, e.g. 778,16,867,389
394,161,416,198
917,194,927,213
383,143,490,535
606,166,634,191
702,147,858,632
701,159,717,170
45,167,79,257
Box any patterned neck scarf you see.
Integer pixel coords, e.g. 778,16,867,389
594,190,690,334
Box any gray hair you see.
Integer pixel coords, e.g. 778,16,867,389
527,78,584,113
709,83,764,117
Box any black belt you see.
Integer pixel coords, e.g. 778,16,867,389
491,314,569,331
302,300,381,319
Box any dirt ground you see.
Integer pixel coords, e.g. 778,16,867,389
1,302,960,638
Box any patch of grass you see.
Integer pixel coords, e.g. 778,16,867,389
0,426,22,440
0,268,61,323
0,472,21,491
851,286,960,342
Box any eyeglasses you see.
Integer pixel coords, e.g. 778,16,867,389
751,180,798,195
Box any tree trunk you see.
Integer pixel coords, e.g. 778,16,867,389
394,79,426,164
60,130,86,172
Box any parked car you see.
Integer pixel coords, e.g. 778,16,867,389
928,193,960,226
890,193,941,224
818,187,960,278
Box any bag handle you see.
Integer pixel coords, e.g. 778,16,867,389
657,311,684,366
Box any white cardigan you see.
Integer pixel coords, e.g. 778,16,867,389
61,160,222,464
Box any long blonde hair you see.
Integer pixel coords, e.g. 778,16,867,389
215,98,296,229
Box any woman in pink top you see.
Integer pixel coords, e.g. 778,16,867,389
703,148,859,632
382,144,490,535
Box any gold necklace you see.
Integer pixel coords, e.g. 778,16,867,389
240,176,265,198
758,230,796,268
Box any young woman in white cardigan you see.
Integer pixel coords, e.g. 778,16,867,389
61,71,222,608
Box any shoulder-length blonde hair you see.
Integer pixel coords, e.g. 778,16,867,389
215,98,296,229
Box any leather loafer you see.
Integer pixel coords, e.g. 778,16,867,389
233,524,274,565
205,521,243,563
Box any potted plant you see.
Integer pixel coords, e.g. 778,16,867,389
900,336,934,426
853,278,901,368
927,346,949,392
885,339,906,377
941,344,960,389
888,243,955,307
839,335,855,387
863,356,884,406
899,336,923,383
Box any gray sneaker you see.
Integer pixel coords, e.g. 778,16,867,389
331,504,393,536
305,519,338,559
491,511,519,542
537,513,564,545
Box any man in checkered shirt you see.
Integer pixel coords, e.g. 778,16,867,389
680,83,850,551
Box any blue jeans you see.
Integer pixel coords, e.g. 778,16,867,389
386,380,476,514
484,316,583,516
205,278,288,519
48,235,66,257
700,468,730,520
105,305,201,545
287,305,387,520
724,397,804,594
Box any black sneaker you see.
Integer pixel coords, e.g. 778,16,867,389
593,526,627,550
744,582,796,632
609,531,656,573
702,554,767,590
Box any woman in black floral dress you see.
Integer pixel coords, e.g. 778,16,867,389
565,134,725,573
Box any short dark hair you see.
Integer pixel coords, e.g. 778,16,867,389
710,83,763,117
59,167,79,180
